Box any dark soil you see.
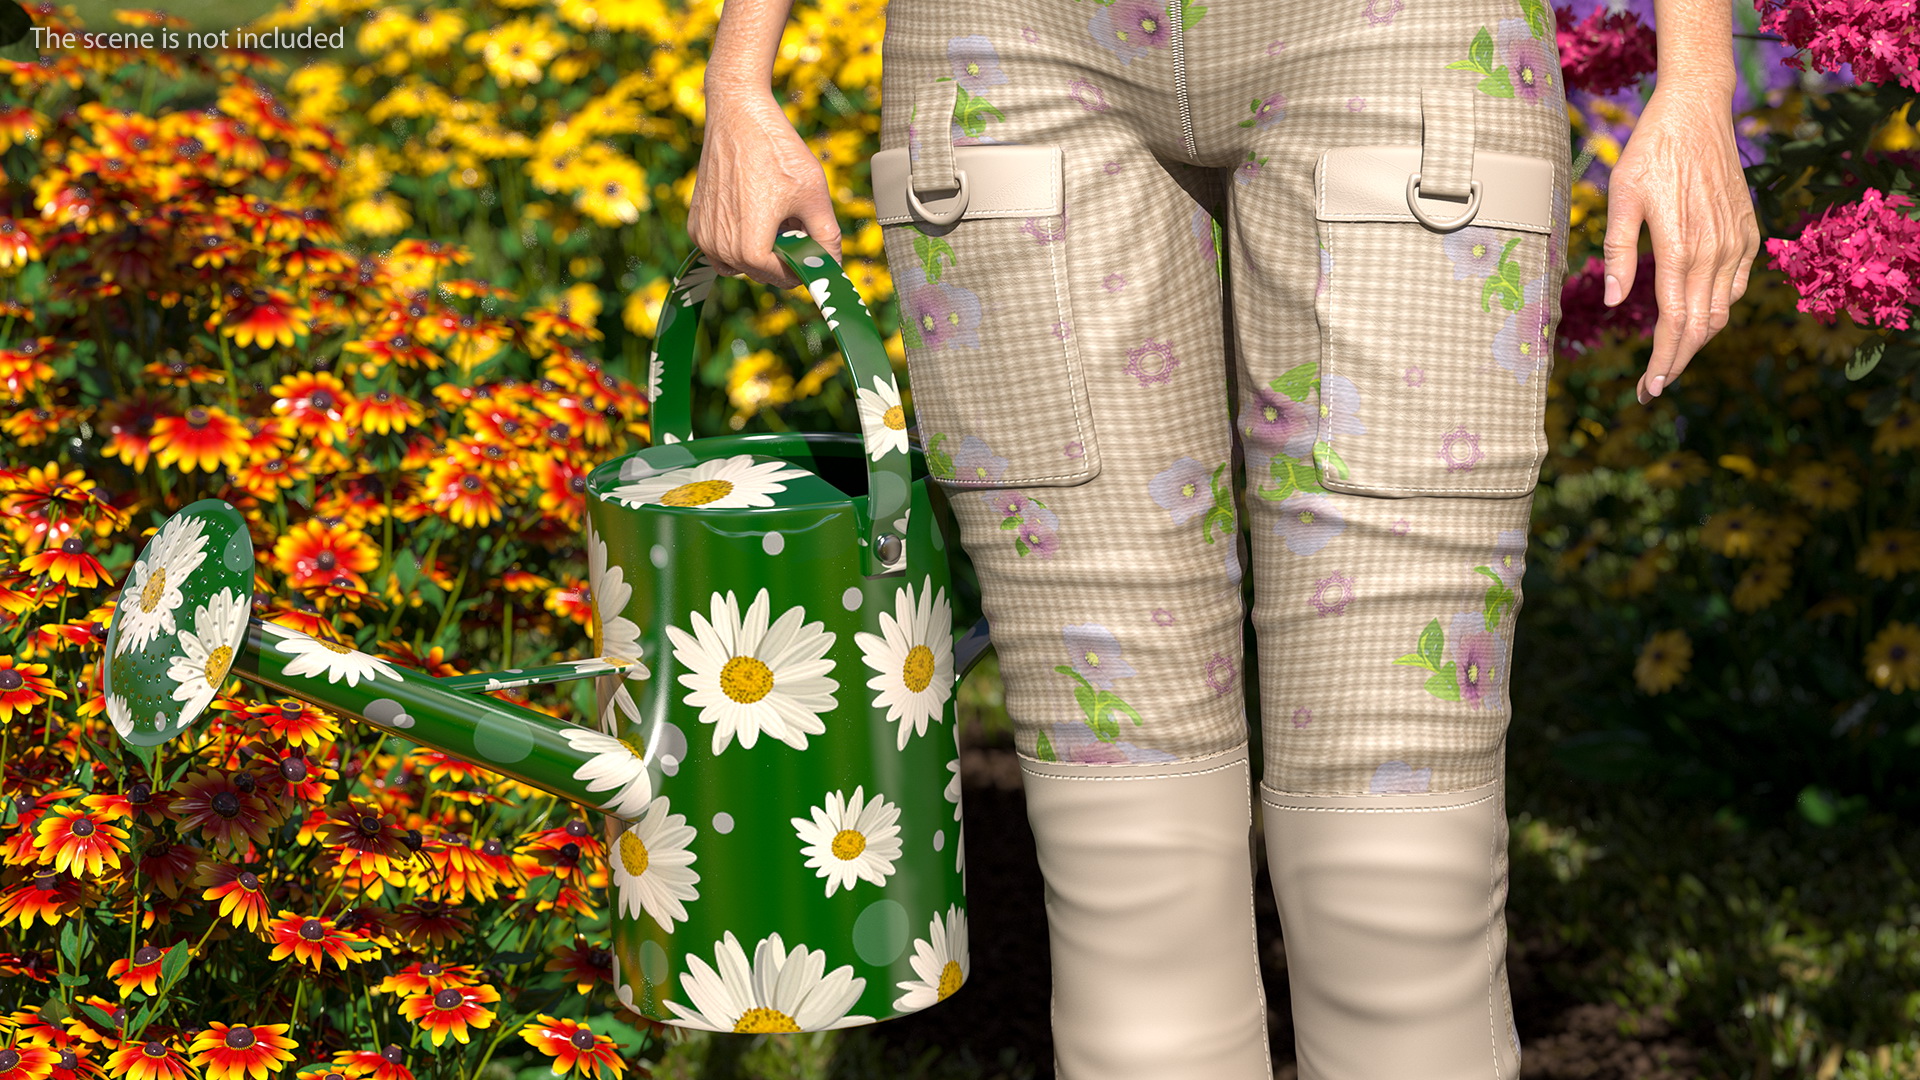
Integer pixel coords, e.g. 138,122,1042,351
867,747,1707,1080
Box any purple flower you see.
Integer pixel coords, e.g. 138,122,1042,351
1370,761,1432,794
1104,160,1125,174
1390,518,1411,536
1022,26,1038,43
1204,652,1238,694
1051,319,1073,339
1047,722,1179,764
1239,386,1315,460
1273,493,1347,555
1438,425,1485,471
1497,18,1558,105
982,489,1030,518
1022,208,1067,244
1017,503,1061,558
1191,207,1217,264
1088,0,1171,63
1104,272,1128,292
1442,225,1506,280
1290,706,1313,728
904,280,983,350
1309,570,1355,616
1234,156,1265,186
1404,365,1426,387
951,435,1008,484
1063,623,1135,690
1062,439,1084,458
1252,94,1287,128
1266,39,1286,56
1448,612,1505,709
1320,373,1367,438
1487,529,1527,589
1346,96,1367,111
1362,0,1404,24
1492,274,1553,384
1125,338,1178,384
1150,457,1214,524
949,35,1010,94
1068,78,1112,112
1151,608,1175,626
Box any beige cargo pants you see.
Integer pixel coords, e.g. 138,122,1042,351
874,0,1571,1074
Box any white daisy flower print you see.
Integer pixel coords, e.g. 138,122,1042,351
678,262,720,307
854,375,909,459
611,794,700,931
665,931,875,1033
116,514,211,655
855,577,954,751
106,693,134,739
165,588,248,722
792,785,904,897
557,724,654,820
645,348,664,403
666,588,839,755
262,621,404,687
893,904,970,1012
598,675,642,736
605,454,812,511
586,517,648,677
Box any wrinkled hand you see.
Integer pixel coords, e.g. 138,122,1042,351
1600,84,1762,405
687,92,844,290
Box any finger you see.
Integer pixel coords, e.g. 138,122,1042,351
794,193,845,267
1732,214,1761,304
749,219,800,290
1648,253,1719,397
1638,238,1690,404
1602,182,1644,307
1708,235,1742,334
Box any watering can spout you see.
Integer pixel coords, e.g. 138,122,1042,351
101,499,662,825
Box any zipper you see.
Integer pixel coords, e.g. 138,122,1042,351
1167,0,1199,160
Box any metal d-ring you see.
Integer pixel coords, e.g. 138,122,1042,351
1406,173,1482,231
906,168,970,226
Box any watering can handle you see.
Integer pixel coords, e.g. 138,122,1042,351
648,232,912,580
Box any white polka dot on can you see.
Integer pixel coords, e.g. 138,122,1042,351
650,544,668,568
803,256,823,267
661,755,680,777
933,829,946,852
842,586,863,611
762,532,785,556
712,812,735,834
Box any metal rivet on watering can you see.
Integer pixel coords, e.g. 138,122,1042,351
580,232,993,1030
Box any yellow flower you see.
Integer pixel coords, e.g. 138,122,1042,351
623,278,671,338
466,17,566,87
1786,461,1861,513
1750,512,1809,563
1865,621,1920,693
1730,559,1791,613
573,152,651,226
1858,528,1920,580
1642,450,1710,489
1872,398,1920,455
286,61,348,121
345,192,412,237
1621,543,1666,597
1634,629,1692,695
1699,505,1765,558
727,350,794,420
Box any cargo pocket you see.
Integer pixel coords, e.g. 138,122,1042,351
1309,84,1559,498
874,77,1099,490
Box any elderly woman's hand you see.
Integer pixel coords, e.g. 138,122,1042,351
1600,82,1762,405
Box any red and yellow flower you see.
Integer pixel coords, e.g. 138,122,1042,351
0,657,63,720
398,983,498,1047
266,911,376,970
271,519,379,592
105,1035,194,1080
108,944,173,998
187,1022,299,1080
195,861,273,932
519,1015,626,1078
34,804,129,877
149,406,250,474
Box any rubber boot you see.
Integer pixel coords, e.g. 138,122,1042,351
1019,744,1274,1080
1260,779,1523,1080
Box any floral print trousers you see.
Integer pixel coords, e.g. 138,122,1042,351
878,0,1572,798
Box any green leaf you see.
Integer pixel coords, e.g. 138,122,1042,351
56,973,90,987
74,1000,116,1030
1425,664,1462,701
1418,618,1445,669
60,920,83,966
391,550,420,592
158,941,192,987
1847,338,1886,381
1864,384,1901,426
39,998,71,1025
1311,441,1350,481
1478,70,1515,98
1515,0,1552,39
1270,361,1319,402
1035,731,1056,761
1467,26,1494,69
1392,650,1434,670
0,1,31,49
492,950,536,965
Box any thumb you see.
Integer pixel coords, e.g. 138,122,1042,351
795,188,844,266
1601,182,1643,307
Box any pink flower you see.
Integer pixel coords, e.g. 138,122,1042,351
1557,253,1659,351
1554,4,1657,96
1309,571,1355,616
1439,425,1486,472
1757,0,1920,91
1766,187,1920,329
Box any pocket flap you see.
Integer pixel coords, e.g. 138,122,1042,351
1315,145,1555,234
873,144,1063,226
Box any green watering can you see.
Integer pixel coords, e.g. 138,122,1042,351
99,231,989,1031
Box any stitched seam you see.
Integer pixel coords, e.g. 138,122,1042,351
879,205,1062,224
1313,212,1547,233
1247,791,1274,1077
1258,791,1498,813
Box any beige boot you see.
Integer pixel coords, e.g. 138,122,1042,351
1019,744,1273,1080
1260,780,1522,1080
